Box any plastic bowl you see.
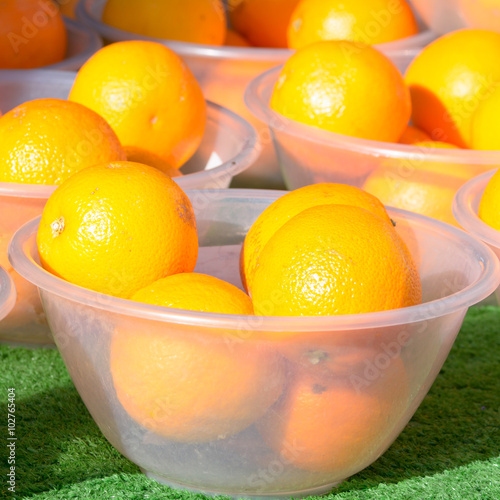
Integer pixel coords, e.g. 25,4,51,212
9,188,500,497
245,64,500,195
409,0,467,34
75,0,436,189
0,70,258,346
31,16,103,71
452,169,500,301
0,265,16,324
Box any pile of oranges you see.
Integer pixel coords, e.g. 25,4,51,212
101,0,420,49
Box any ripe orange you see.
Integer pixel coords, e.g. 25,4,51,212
68,40,206,169
0,98,125,185
257,357,409,472
470,84,500,150
122,146,182,178
228,0,301,48
37,161,198,299
110,274,285,442
0,0,67,69
363,159,472,226
287,0,419,50
240,183,392,294
478,168,500,230
270,40,411,142
131,272,253,314
412,141,461,149
224,29,251,47
405,29,500,148
55,0,78,18
399,125,431,145
102,0,227,45
251,204,421,316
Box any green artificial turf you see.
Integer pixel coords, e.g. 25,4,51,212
0,306,499,500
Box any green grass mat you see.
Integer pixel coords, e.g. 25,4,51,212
1,306,499,500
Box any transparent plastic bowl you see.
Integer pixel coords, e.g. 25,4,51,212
409,0,467,34
452,169,500,302
75,0,436,189
0,70,258,345
0,265,16,324
245,64,500,198
38,16,102,71
9,189,500,497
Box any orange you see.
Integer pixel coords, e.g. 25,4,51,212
54,0,78,18
224,29,251,47
287,0,419,50
251,204,421,316
405,29,500,148
0,0,67,69
68,40,206,169
470,84,500,150
478,168,500,230
399,125,431,145
257,357,409,472
110,274,286,443
240,183,392,294
270,40,411,142
0,98,125,185
363,159,473,226
228,0,301,48
131,272,253,314
122,146,183,178
412,141,462,149
102,0,226,45
37,161,198,299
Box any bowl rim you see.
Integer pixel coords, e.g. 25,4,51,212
41,16,103,71
0,265,16,321
0,90,259,198
9,188,500,333
452,168,500,250
75,0,436,62
244,64,500,165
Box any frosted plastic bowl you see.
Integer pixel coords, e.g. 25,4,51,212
0,265,16,325
37,16,102,71
452,169,500,301
410,0,500,34
245,64,500,192
75,0,436,188
9,189,500,497
0,70,258,346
